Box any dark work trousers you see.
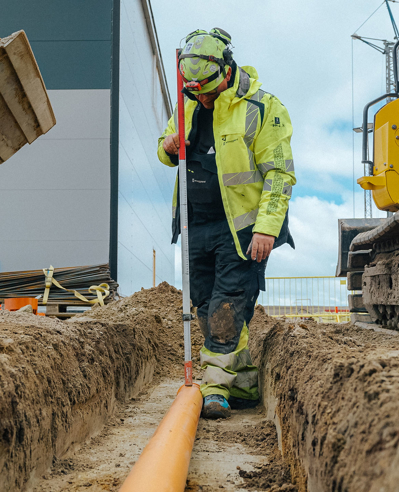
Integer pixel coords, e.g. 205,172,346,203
188,216,267,355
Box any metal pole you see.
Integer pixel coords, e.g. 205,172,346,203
278,279,280,316
153,249,156,288
176,49,192,386
365,132,373,218
385,41,395,102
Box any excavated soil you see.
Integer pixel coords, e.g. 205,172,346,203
0,283,204,491
71,282,204,380
249,305,399,492
216,420,296,491
1,282,399,491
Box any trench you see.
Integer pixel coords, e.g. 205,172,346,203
1,283,399,492
32,378,294,492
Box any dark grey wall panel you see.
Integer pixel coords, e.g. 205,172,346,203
0,0,112,89
31,41,111,89
0,0,112,41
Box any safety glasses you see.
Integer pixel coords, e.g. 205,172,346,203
185,80,218,95
200,88,218,95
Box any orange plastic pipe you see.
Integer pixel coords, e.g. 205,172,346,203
119,384,202,492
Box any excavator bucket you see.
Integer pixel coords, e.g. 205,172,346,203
0,30,56,164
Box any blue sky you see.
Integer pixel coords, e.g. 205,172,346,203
151,0,398,278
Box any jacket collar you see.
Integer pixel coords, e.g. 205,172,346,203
235,67,251,98
219,64,262,108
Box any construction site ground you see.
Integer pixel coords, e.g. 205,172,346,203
1,282,399,492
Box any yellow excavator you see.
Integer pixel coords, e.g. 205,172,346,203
337,40,399,329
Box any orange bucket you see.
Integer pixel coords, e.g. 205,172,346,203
4,298,38,315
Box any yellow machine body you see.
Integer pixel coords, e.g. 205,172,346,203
357,97,399,212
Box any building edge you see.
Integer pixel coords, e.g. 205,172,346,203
140,0,173,118
109,0,121,282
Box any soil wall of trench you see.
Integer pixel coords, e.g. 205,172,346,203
1,283,399,492
0,283,203,492
249,306,399,492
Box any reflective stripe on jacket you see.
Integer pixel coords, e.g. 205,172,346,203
157,64,296,260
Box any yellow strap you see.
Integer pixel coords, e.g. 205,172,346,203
88,284,110,306
43,265,54,305
42,266,110,306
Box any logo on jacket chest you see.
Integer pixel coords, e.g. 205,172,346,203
272,116,285,128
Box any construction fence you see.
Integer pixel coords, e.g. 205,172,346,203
260,276,350,323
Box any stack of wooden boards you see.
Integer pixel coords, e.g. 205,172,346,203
0,264,118,305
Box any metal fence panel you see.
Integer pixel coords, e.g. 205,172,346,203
260,276,350,323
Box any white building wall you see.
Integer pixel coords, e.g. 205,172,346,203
117,0,175,295
0,90,110,272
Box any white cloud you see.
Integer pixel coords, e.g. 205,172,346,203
268,195,353,277
267,193,387,277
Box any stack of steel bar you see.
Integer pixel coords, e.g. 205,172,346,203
0,264,118,304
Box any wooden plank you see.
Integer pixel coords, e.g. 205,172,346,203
45,303,88,317
0,90,26,161
0,30,56,164
45,304,60,315
41,301,90,307
3,31,56,135
0,46,40,143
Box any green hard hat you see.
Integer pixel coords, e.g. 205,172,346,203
179,28,233,94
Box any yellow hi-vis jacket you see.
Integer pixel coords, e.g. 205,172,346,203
157,64,296,260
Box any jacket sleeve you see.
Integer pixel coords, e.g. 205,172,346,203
252,95,296,238
157,107,178,167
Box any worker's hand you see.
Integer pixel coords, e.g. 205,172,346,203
163,133,190,155
246,233,275,263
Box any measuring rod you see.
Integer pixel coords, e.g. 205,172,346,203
176,49,192,386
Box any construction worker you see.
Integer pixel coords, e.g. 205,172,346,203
157,28,296,419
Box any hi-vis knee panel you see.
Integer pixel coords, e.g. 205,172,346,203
199,324,259,400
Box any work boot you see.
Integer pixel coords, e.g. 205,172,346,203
202,394,231,419
228,396,260,410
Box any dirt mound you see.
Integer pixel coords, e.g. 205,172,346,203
248,305,399,492
0,282,203,491
72,281,204,378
